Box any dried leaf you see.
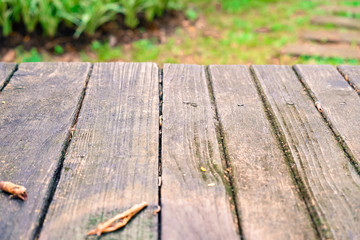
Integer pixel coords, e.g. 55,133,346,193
0,181,28,200
87,202,148,236
153,205,161,215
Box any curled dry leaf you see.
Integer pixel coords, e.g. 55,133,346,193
0,181,28,200
87,201,148,236
153,205,161,215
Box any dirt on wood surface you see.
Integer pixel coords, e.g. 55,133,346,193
0,11,190,62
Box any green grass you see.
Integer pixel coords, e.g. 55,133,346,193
132,38,160,62
16,47,43,62
91,40,123,61
54,45,64,55
342,1,360,7
10,0,360,65
298,56,358,65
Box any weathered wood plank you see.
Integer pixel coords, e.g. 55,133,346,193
162,64,239,239
293,65,360,171
208,65,316,240
338,65,360,94
0,62,90,240
0,63,17,91
319,6,360,15
253,65,360,239
40,63,159,239
302,30,360,44
311,16,360,29
282,43,360,59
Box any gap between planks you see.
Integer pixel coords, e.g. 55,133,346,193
36,63,161,239
208,65,318,239
158,67,163,240
0,62,92,239
0,63,18,92
293,66,360,176
161,64,240,239
205,66,244,239
34,64,94,239
249,66,326,239
4,63,358,239
337,66,360,96
253,65,360,239
39,63,160,239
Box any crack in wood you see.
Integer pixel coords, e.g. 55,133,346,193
205,66,244,240
158,66,163,240
293,65,360,176
0,64,18,92
250,65,328,240
33,64,94,240
337,66,360,96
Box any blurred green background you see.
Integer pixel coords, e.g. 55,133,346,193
0,0,359,65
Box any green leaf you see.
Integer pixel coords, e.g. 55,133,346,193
54,45,64,55
185,8,198,21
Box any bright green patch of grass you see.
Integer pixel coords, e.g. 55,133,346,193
298,55,359,65
54,45,64,55
185,8,198,21
91,40,123,61
342,1,360,7
17,47,43,62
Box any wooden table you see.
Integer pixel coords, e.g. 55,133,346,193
0,63,359,240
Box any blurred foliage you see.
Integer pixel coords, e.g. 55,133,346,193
185,8,198,21
54,45,64,55
342,0,360,6
0,0,181,37
132,38,160,61
16,47,43,62
90,40,123,61
221,0,279,13
7,0,360,66
299,55,358,65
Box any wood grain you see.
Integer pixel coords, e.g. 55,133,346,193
338,65,360,94
253,65,360,239
208,65,316,240
311,16,360,29
302,30,360,44
161,64,239,240
0,63,17,91
282,43,360,59
0,62,90,240
40,63,159,240
294,64,360,171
